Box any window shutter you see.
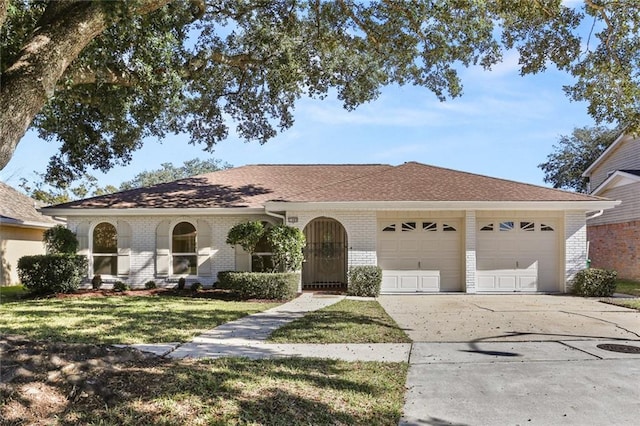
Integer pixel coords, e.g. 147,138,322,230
197,219,212,277
156,220,171,277
117,220,131,276
76,221,90,257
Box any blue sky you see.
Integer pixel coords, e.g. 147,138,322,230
1,49,596,191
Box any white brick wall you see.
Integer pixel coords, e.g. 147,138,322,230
465,210,477,293
564,211,588,292
66,208,586,293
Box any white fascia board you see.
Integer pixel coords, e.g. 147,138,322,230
265,200,620,212
582,132,628,177
591,171,640,196
40,207,266,217
0,217,59,229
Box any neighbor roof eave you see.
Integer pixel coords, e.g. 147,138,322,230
590,171,640,196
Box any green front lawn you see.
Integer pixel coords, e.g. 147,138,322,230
268,299,411,343
0,285,28,302
0,296,278,344
615,279,640,297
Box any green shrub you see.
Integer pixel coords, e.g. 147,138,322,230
17,255,88,295
267,224,306,272
43,225,79,254
217,271,299,299
144,280,157,289
91,275,103,290
177,277,186,290
571,268,617,297
190,282,203,292
347,265,383,297
113,281,130,292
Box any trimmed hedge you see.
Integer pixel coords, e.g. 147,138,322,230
17,254,88,295
571,268,617,297
144,280,157,289
217,271,299,300
347,265,383,297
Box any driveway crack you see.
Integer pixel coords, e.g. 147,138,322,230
561,311,640,339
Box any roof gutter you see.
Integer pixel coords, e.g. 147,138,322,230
40,207,266,217
265,200,621,212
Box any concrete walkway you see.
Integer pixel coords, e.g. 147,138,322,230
126,292,411,362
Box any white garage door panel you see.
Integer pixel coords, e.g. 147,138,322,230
378,219,462,293
477,219,558,292
382,270,440,292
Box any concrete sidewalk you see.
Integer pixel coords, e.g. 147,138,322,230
126,292,411,362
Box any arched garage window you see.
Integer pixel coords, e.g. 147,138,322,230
93,222,117,275
172,221,197,275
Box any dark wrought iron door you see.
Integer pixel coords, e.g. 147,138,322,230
302,217,347,285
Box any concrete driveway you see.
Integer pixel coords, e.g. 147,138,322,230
378,295,640,425
378,294,640,342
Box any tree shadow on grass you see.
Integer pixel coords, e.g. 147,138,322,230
1,337,405,425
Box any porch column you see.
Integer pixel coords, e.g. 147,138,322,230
465,210,477,293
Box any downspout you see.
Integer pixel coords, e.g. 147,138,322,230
584,210,604,269
585,210,604,221
265,210,285,223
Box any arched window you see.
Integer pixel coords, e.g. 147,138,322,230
93,222,117,275
172,221,197,275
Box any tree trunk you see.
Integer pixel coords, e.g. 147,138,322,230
0,0,171,171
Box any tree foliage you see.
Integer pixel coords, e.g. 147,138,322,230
19,157,230,204
119,158,231,190
538,126,620,192
42,225,79,254
2,1,640,185
226,221,265,255
267,224,305,272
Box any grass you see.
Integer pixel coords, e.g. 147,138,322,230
0,296,278,344
615,279,640,297
268,299,411,343
2,346,408,426
0,285,28,302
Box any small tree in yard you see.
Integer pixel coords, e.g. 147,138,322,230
267,225,305,272
226,221,265,257
43,225,78,254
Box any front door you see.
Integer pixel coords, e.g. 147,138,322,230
302,217,347,286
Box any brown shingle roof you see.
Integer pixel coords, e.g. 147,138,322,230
50,164,393,209
46,162,603,210
0,181,59,226
285,162,602,202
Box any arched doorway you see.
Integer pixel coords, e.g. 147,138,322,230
302,217,348,288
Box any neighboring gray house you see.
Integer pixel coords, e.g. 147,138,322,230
582,133,640,280
0,182,60,285
42,162,617,293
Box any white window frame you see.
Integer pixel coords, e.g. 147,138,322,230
171,221,198,276
90,221,118,277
